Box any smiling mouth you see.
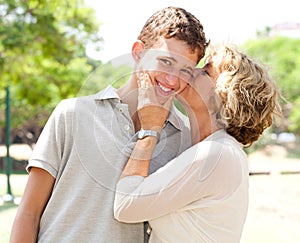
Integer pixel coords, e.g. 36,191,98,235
157,81,172,94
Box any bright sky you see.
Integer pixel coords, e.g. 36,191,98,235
85,0,299,62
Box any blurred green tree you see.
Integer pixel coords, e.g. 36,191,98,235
243,36,300,134
0,0,103,144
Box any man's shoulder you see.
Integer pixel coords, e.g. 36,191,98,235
53,92,99,115
59,86,114,107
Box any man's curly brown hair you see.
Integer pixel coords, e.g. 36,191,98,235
207,44,282,147
138,6,209,63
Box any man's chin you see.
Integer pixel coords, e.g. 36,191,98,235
156,94,173,105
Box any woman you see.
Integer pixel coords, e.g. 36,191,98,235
114,44,282,242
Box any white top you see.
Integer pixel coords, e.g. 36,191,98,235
114,129,249,243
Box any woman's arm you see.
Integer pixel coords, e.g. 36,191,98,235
120,136,158,178
114,139,245,223
10,167,55,243
120,73,173,178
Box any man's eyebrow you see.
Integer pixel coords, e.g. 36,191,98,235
162,56,177,63
162,56,195,70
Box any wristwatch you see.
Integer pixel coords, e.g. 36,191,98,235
137,129,160,140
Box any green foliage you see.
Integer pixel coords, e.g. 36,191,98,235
243,36,300,134
289,97,300,133
78,62,132,96
243,36,300,100
0,0,103,143
244,127,276,154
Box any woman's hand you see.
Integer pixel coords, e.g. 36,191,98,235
137,73,174,132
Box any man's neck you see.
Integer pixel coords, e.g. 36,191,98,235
116,79,140,132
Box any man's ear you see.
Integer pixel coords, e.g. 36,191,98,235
132,40,144,62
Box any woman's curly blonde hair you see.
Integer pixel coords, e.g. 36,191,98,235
207,44,282,147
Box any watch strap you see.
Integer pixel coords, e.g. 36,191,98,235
137,129,160,140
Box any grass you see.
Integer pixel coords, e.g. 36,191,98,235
0,173,28,243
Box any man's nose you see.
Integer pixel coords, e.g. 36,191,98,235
165,74,180,86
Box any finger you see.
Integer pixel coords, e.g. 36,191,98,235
140,73,147,89
143,73,158,103
139,73,152,90
137,73,152,109
138,72,144,79
143,72,155,86
143,73,152,88
137,79,141,88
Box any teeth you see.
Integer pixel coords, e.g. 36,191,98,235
158,83,171,92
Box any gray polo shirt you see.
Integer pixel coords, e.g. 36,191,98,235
27,85,191,243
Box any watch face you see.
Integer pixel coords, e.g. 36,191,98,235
137,129,146,139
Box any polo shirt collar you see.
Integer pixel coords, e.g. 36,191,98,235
94,85,184,131
94,85,120,101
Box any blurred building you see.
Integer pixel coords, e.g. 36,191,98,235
271,22,300,38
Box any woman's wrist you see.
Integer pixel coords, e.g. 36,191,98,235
120,136,158,179
132,136,158,158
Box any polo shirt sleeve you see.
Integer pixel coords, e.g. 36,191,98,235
27,99,74,178
114,140,245,223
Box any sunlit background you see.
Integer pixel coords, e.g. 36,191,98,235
85,0,300,62
1,0,300,242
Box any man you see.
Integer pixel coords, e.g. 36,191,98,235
10,6,208,242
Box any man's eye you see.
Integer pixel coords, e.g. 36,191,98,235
159,58,171,66
181,69,193,77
